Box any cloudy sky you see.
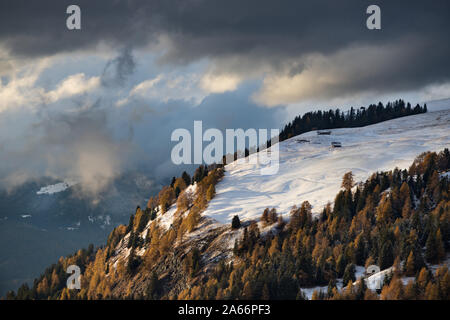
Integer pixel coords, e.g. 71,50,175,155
0,0,449,195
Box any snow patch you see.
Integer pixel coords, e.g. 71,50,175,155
154,184,197,231
37,179,78,195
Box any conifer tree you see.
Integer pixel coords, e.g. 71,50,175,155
261,208,269,224
425,230,438,263
343,263,356,285
147,271,160,299
125,214,134,233
206,184,215,201
379,241,394,270
336,254,347,278
342,171,354,191
231,215,241,229
182,171,191,187
405,251,416,276
435,229,446,263
261,283,270,300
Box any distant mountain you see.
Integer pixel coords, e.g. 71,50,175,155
0,171,161,296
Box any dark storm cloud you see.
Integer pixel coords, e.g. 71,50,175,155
1,0,449,96
101,48,136,87
0,0,448,60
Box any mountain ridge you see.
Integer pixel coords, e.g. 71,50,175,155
5,106,450,300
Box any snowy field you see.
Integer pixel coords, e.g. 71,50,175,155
202,110,450,224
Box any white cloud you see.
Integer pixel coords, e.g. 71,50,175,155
0,74,40,112
252,43,429,107
130,75,163,96
67,135,122,196
116,73,205,106
421,82,450,102
116,75,163,107
200,73,242,93
0,58,50,112
45,73,100,103
0,56,101,113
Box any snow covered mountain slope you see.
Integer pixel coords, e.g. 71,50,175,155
203,109,450,224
